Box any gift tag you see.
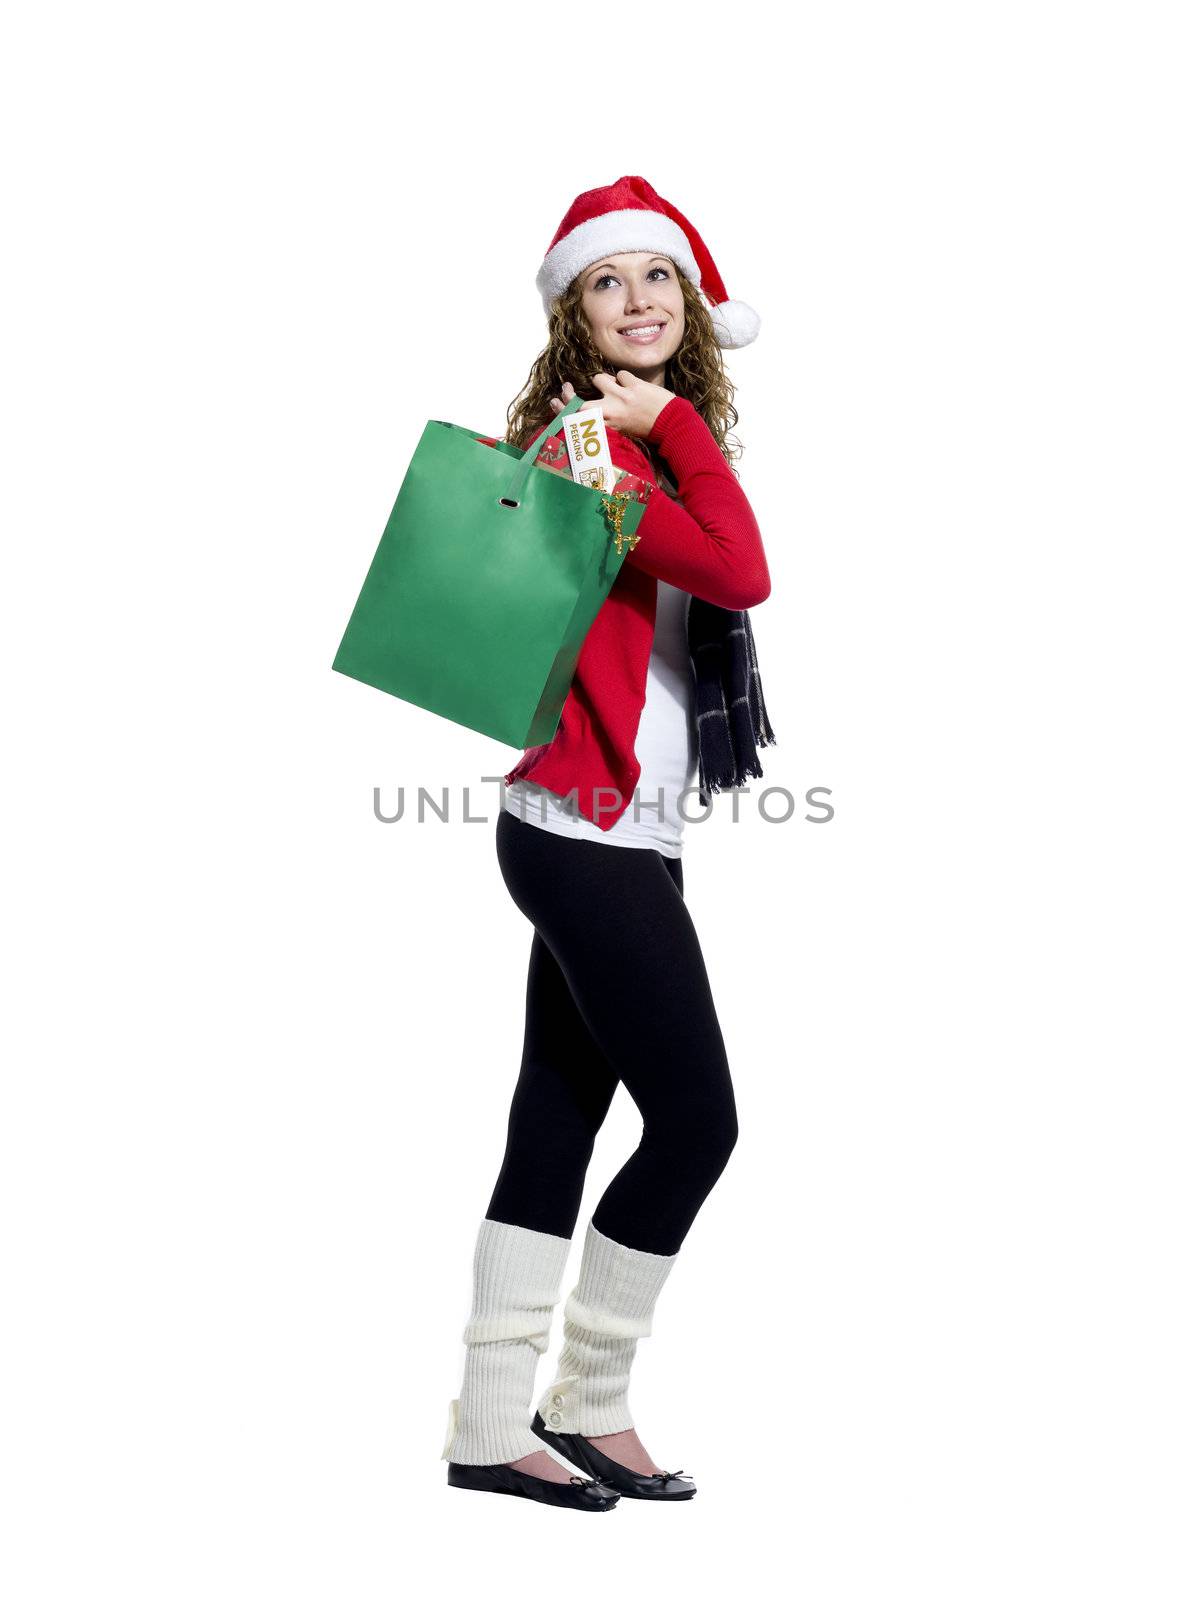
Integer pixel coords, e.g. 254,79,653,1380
559,404,616,493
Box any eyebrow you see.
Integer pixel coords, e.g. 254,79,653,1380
589,257,674,279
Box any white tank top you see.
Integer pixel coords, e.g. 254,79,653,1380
504,578,699,857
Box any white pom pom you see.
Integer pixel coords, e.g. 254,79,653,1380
708,299,761,349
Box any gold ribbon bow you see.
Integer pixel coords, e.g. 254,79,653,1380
600,490,640,555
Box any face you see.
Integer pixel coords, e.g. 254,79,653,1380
578,252,686,378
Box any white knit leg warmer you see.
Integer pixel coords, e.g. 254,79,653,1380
535,1220,678,1438
441,1218,572,1466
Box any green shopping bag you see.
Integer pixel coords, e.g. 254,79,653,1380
332,395,649,748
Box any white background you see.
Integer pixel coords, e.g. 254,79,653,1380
2,3,1196,1596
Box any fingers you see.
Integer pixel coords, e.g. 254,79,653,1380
592,370,638,391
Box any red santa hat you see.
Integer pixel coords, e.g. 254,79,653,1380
535,174,760,350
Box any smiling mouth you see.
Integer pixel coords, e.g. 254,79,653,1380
618,322,666,344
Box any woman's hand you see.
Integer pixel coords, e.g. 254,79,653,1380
549,371,676,439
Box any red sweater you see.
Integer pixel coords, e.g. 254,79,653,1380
502,394,771,830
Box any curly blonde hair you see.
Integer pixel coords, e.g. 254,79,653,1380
503,268,744,474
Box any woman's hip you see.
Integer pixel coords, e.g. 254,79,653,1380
496,805,674,918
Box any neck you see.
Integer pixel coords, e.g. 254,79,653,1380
610,358,667,388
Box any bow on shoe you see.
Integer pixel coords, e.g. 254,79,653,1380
651,1469,694,1482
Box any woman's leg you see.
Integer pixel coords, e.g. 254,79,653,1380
486,849,684,1236
493,810,737,1472
445,841,650,1483
494,809,737,1258
485,931,622,1238
441,1217,572,1472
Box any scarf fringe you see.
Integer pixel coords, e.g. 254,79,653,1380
696,731,778,804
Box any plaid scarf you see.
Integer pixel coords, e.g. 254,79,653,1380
687,597,776,807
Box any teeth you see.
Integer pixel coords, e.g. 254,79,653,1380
621,324,663,336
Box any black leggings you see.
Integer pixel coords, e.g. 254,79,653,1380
486,807,738,1257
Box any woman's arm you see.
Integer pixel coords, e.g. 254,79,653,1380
607,395,772,610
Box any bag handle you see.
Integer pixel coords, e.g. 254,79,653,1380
501,394,586,507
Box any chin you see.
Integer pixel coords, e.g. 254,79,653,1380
608,344,666,368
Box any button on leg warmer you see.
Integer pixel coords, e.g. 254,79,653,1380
442,1218,572,1466
535,1220,678,1437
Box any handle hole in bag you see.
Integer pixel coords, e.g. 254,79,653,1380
498,497,521,509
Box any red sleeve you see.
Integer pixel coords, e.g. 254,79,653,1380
605,395,772,610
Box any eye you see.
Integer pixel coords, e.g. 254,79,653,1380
592,265,672,291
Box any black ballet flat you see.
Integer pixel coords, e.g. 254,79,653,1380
530,1407,697,1501
447,1459,620,1511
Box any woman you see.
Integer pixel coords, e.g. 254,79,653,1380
441,176,776,1512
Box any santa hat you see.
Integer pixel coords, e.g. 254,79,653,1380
535,174,760,350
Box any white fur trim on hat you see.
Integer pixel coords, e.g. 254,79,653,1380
537,208,702,315
709,299,762,349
